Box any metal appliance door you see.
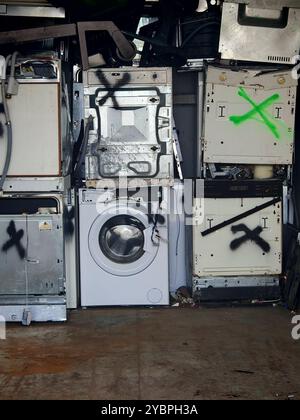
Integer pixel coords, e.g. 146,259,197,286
0,215,64,295
88,204,159,277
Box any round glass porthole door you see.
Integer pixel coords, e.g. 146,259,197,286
88,205,159,277
99,215,145,264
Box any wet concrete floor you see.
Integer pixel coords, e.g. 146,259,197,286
0,306,299,400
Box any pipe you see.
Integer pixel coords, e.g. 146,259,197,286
0,82,12,191
0,54,13,191
7,51,19,98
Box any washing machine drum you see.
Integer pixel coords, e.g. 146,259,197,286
89,206,160,277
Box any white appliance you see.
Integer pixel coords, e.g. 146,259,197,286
193,196,282,277
202,66,297,165
0,57,72,192
79,188,170,307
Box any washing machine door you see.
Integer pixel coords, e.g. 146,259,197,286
88,204,160,276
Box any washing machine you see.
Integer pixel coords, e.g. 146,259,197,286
79,188,170,306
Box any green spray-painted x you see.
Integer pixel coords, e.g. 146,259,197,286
229,87,281,139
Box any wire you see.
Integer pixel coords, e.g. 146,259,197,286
73,115,94,180
180,16,220,26
175,189,181,257
174,186,180,293
181,21,220,47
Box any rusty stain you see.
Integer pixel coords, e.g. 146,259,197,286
0,308,299,400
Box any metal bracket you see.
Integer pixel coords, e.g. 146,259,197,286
0,23,77,45
172,118,183,181
77,21,136,70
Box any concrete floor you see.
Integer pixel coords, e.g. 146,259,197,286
0,306,299,400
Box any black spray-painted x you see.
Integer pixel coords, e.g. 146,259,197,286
95,71,131,107
2,221,26,260
230,224,271,253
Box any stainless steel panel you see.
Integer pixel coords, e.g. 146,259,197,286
2,177,66,193
0,295,66,306
0,304,67,323
193,276,279,290
84,67,172,86
83,68,174,181
0,214,65,295
219,3,300,63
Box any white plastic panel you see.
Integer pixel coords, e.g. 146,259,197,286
0,83,61,176
203,67,297,165
193,197,282,277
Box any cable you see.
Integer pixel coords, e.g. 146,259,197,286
173,186,180,294
25,215,29,311
6,52,19,97
180,16,219,26
73,115,94,180
181,21,220,47
174,188,181,257
1,55,11,117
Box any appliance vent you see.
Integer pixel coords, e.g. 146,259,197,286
268,56,291,63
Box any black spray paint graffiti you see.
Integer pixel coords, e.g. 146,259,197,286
0,102,4,138
64,206,75,237
230,224,271,253
2,221,26,260
73,71,132,180
95,70,131,107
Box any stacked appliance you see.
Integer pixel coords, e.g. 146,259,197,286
0,54,73,323
78,67,174,306
82,67,174,185
193,0,300,302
